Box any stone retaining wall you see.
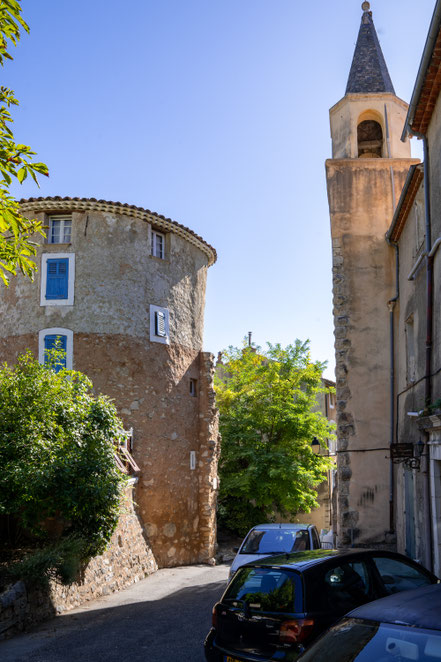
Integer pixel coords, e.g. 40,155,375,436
0,485,157,640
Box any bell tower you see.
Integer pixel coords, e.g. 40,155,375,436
326,2,418,547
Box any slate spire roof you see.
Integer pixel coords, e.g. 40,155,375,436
346,2,395,95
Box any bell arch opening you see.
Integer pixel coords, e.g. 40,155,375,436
357,119,383,158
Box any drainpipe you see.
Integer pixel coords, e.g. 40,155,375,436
385,105,398,533
387,241,399,532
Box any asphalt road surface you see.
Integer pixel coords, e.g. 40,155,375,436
0,564,229,662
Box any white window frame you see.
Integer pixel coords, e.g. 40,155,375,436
151,230,165,259
38,328,73,370
48,215,72,244
149,304,170,344
40,253,75,306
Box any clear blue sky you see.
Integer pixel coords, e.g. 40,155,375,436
7,0,436,378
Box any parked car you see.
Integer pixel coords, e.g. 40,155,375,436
228,523,321,581
205,548,438,662
297,583,441,661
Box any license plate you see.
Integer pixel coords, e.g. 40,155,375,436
224,657,242,662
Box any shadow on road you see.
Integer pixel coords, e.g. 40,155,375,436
0,579,226,662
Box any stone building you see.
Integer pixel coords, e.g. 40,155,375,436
0,196,219,568
327,0,441,570
386,0,441,573
326,2,418,547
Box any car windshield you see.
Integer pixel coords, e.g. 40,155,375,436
299,618,441,662
241,528,309,554
224,566,297,613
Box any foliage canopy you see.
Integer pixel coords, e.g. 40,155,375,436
215,340,334,534
0,0,49,286
0,351,126,560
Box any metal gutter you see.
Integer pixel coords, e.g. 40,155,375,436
402,0,441,141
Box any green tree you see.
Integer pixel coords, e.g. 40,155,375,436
215,340,334,534
0,0,49,286
0,350,126,560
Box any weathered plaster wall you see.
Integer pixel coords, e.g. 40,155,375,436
394,184,429,564
427,92,441,404
0,202,219,569
326,158,417,547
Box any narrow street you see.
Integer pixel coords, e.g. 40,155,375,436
0,564,229,662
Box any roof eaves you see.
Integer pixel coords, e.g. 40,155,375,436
386,164,424,242
19,196,217,266
402,0,441,139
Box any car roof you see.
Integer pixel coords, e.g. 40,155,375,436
251,523,314,531
240,548,425,572
347,584,441,631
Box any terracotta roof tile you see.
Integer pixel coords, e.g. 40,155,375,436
19,196,217,266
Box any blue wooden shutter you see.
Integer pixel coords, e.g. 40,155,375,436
46,258,69,299
44,334,67,372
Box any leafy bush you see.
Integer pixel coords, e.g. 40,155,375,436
0,351,126,561
7,535,88,588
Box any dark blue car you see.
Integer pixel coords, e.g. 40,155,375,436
204,549,438,662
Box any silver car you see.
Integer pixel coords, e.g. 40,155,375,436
228,522,322,580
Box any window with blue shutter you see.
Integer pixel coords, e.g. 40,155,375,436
44,334,67,372
46,258,69,299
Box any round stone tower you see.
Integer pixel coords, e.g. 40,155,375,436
0,196,219,567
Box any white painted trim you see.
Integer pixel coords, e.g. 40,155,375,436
151,230,165,259
149,304,170,344
40,253,75,306
38,327,74,370
48,215,72,244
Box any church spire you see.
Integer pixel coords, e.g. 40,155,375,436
346,2,395,95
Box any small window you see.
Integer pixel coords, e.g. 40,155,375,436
149,305,169,344
40,253,75,306
46,258,69,299
49,216,72,244
189,378,197,396
38,328,73,371
405,316,416,384
44,334,67,372
151,230,165,259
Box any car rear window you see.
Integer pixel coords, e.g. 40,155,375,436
224,566,300,613
241,528,309,554
298,618,441,661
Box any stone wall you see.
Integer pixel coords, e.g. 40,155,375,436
0,485,157,640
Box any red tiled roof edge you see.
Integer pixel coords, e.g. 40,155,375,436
411,28,441,134
19,196,217,266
